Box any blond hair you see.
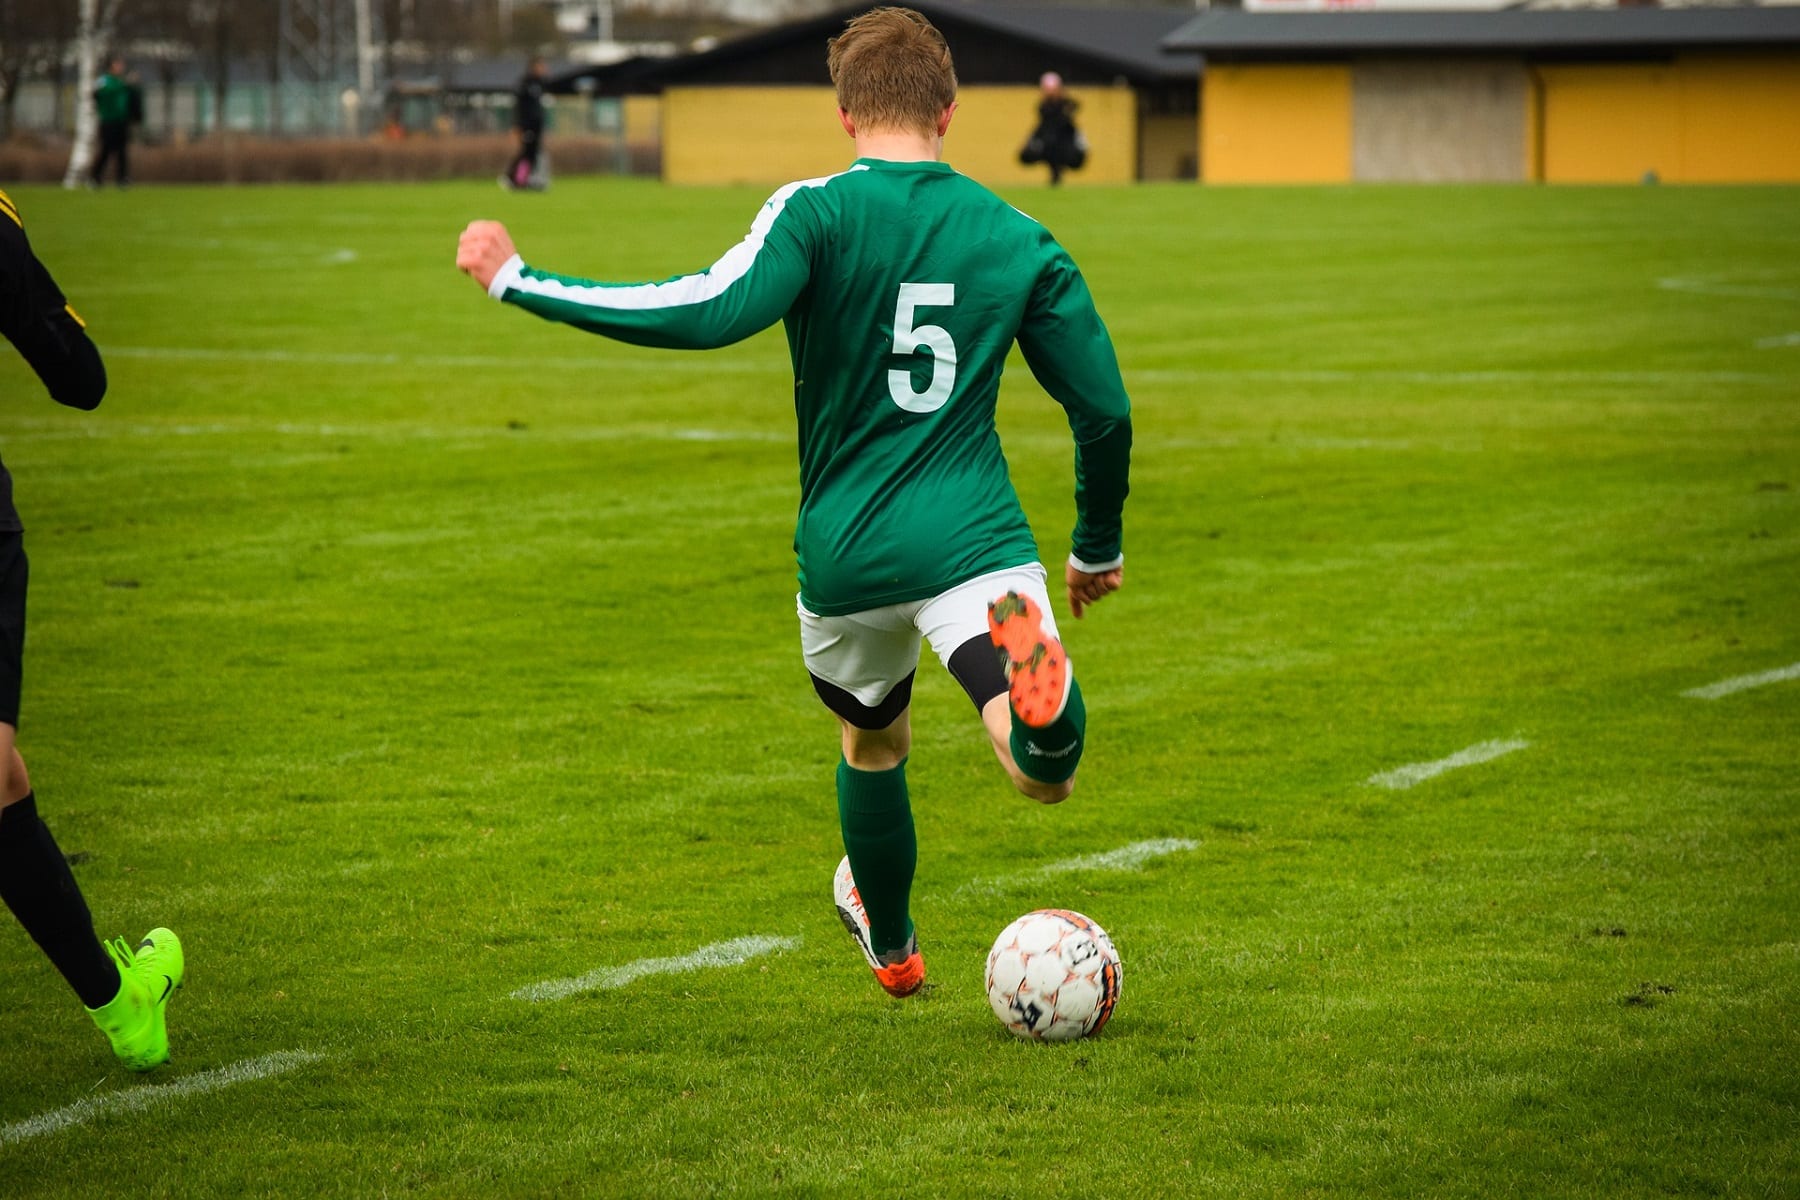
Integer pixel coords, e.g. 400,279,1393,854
827,7,957,137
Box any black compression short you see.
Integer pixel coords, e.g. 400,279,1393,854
810,633,1008,730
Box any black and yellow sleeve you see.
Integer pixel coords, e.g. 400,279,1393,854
0,190,107,411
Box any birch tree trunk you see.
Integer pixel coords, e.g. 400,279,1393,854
61,0,116,188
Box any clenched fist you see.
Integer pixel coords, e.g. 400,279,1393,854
1066,562,1123,619
456,220,517,291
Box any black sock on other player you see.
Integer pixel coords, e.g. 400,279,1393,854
0,793,121,1008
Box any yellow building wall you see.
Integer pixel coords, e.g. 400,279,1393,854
661,84,1137,187
1202,65,1352,184
663,87,848,185
1538,63,1682,183
1677,55,1800,183
1539,53,1800,183
623,95,660,147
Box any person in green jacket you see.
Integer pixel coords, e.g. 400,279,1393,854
90,58,135,188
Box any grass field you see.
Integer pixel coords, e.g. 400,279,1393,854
0,176,1795,1197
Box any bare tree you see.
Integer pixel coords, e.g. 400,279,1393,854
0,0,75,141
63,0,125,187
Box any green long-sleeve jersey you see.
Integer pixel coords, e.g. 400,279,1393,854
487,156,1131,616
94,73,132,124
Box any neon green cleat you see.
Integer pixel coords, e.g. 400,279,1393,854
86,927,184,1072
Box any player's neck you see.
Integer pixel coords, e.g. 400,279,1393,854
853,130,942,164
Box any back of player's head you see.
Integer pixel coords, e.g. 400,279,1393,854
828,7,957,137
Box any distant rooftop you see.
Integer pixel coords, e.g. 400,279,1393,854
555,2,1201,94
1165,6,1800,59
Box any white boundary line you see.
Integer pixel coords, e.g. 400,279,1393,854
1369,739,1530,790
1658,276,1800,301
0,1050,325,1146
1755,333,1800,349
950,837,1198,899
1682,663,1800,701
511,934,801,1003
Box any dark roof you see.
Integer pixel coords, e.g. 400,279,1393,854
547,55,669,96
1165,7,1800,60
556,2,1200,94
938,2,1203,81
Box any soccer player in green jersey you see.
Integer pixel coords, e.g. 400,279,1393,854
457,6,1130,998
0,187,185,1069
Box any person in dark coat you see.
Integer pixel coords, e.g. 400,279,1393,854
502,58,549,191
1018,72,1086,186
90,58,138,188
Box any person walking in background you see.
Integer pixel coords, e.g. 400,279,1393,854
0,186,186,1071
502,57,550,192
89,58,137,188
1019,71,1086,186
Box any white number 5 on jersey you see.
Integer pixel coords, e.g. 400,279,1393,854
887,283,957,413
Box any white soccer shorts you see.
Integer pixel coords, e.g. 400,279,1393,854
797,562,1061,710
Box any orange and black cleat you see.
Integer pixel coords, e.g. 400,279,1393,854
987,591,1072,728
833,856,926,997
871,941,925,998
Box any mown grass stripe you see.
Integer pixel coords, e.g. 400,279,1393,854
511,935,801,1003
951,837,1199,899
101,347,1791,387
1369,739,1531,790
0,1050,325,1146
2,419,786,445
1131,367,1786,386
105,345,779,374
1682,663,1800,701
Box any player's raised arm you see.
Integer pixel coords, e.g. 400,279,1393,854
0,190,106,411
1014,240,1132,615
456,185,817,352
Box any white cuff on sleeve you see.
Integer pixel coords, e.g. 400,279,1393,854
1069,552,1123,574
486,253,525,301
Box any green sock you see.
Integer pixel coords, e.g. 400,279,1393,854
1010,676,1087,784
837,758,916,957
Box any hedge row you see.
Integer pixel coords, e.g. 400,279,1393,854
0,134,657,184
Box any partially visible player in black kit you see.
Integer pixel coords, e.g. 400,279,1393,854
0,187,185,1071
502,57,549,191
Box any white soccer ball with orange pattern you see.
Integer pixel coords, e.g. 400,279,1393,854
984,908,1121,1041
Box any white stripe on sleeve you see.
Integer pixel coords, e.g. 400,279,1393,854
501,165,867,313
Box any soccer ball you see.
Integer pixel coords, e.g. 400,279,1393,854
984,909,1121,1041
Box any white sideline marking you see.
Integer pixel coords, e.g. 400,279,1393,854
1369,739,1530,790
511,934,800,1003
1755,333,1800,349
1658,275,1800,301
1682,662,1800,701
0,1050,324,1146
952,837,1198,898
